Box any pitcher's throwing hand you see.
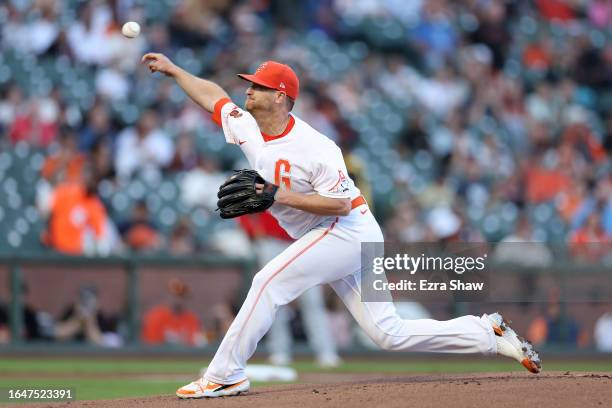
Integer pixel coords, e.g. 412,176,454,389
141,53,178,77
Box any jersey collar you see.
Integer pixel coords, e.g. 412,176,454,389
261,115,295,142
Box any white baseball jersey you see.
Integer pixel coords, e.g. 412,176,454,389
213,98,362,239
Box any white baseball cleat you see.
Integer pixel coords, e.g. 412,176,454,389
176,377,250,398
488,312,542,374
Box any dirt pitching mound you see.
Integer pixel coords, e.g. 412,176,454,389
16,372,612,408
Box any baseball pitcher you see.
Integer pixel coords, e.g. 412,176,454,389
142,53,541,398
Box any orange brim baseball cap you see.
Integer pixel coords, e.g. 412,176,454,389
238,60,299,100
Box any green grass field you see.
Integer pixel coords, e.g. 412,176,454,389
1,357,611,401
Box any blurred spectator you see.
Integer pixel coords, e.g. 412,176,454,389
115,109,174,180
455,156,490,204
569,211,611,262
408,66,468,118
494,215,553,267
526,82,560,126
562,123,607,164
571,177,612,235
470,1,510,69
0,283,54,343
147,23,173,56
141,278,206,346
169,131,199,172
408,0,457,70
385,199,427,243
168,0,230,47
118,200,163,252
556,177,587,223
20,282,54,341
525,158,572,204
2,0,59,56
313,93,359,148
527,296,587,348
536,0,577,22
43,165,115,255
180,155,226,211
398,111,430,154
66,1,114,66
417,173,454,210
168,217,198,255
0,84,25,135
594,309,612,352
573,38,611,89
427,206,461,241
523,37,553,72
8,90,60,147
426,206,483,242
54,285,122,347
78,102,115,152
41,129,86,184
210,227,253,258
90,138,116,182
95,60,130,101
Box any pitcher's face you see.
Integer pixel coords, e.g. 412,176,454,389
245,83,278,113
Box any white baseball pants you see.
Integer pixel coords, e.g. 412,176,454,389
258,237,339,364
205,208,497,384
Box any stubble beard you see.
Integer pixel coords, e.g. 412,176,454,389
246,99,274,120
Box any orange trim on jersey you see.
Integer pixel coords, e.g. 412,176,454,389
261,115,295,142
236,217,338,339
351,195,367,209
211,97,232,127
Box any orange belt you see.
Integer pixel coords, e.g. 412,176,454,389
351,195,367,210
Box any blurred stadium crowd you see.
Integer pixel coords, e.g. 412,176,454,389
0,0,611,353
0,0,610,257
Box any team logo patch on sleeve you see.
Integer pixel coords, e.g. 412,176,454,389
329,170,350,193
229,109,243,118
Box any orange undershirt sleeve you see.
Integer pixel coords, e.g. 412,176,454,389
211,98,232,127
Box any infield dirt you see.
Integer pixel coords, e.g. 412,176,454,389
12,371,612,408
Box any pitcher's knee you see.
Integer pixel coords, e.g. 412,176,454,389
366,318,406,351
250,271,268,292
373,333,401,351
249,272,290,308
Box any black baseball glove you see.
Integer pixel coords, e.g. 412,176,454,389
216,169,279,219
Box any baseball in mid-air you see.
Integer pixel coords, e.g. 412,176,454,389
121,21,140,38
